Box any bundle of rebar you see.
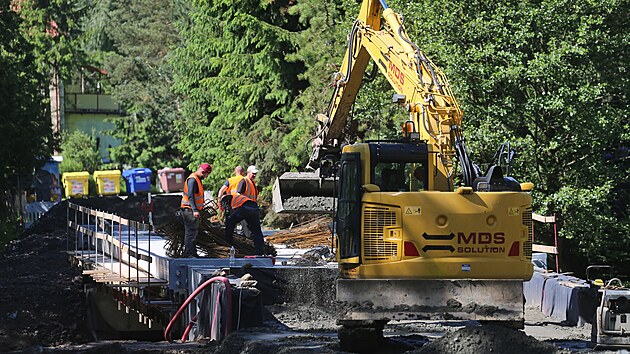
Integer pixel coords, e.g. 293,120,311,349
265,216,333,249
157,210,275,258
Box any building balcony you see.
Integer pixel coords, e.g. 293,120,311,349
65,93,122,114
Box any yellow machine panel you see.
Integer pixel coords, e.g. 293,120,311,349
338,191,533,280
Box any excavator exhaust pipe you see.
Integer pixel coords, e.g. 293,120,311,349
272,172,336,214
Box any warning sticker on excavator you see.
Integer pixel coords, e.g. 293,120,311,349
508,207,520,216
405,206,422,215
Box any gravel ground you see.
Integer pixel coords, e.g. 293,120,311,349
0,196,622,353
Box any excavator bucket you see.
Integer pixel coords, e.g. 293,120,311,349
272,172,336,214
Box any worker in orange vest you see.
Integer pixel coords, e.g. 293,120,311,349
224,165,264,255
180,163,212,257
217,165,245,214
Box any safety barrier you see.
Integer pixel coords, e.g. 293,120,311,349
66,203,157,287
22,201,55,228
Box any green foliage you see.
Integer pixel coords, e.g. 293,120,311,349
0,2,54,193
171,0,310,193
60,130,101,174
83,0,189,172
0,0,84,223
390,0,629,271
546,184,630,266
88,175,97,197
15,0,86,80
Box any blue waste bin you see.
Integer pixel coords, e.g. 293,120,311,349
122,168,152,194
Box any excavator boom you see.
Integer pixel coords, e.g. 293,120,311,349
275,0,471,212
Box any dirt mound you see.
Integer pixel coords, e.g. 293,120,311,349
23,195,182,237
416,325,560,354
0,229,88,351
0,195,182,351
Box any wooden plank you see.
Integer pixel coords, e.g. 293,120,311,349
532,244,558,254
83,269,112,275
93,273,129,279
558,280,588,288
533,213,556,223
94,276,129,283
92,274,166,284
127,277,168,284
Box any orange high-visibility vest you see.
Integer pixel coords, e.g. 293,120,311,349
231,178,258,209
180,173,204,210
226,175,244,195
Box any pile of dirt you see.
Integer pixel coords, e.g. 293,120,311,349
0,222,88,351
416,325,561,354
0,195,183,351
23,195,182,237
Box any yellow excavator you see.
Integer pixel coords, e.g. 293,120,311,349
273,0,534,349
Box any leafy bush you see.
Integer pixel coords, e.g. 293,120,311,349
60,130,102,174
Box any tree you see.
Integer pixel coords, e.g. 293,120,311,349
0,0,85,243
387,0,630,273
0,0,84,197
59,130,102,174
84,0,190,173
171,0,310,194
0,4,51,194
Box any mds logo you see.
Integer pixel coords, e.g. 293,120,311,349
457,232,505,245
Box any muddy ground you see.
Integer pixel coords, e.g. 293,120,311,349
0,196,619,353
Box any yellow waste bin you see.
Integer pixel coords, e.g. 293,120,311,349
62,172,90,198
93,170,122,196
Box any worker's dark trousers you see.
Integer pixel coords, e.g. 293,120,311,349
224,201,264,255
181,208,199,257
221,197,250,237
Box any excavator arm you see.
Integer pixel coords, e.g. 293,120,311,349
311,0,467,184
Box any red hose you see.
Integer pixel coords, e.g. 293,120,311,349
164,276,232,342
181,315,197,341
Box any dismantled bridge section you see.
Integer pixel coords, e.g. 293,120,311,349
65,202,336,341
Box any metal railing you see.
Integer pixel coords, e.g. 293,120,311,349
66,203,155,287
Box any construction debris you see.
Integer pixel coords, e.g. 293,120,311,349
157,209,276,258
265,216,333,249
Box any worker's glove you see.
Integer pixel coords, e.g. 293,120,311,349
240,273,258,288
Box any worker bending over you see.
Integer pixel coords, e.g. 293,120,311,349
217,165,245,215
224,165,264,255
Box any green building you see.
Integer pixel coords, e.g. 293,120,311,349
52,65,123,162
